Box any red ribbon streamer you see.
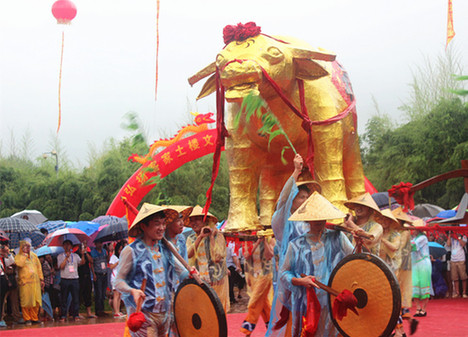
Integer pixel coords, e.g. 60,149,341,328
155,0,160,100
302,287,321,336
57,31,65,134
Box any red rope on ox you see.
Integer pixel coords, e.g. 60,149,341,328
332,289,358,321
203,69,228,218
388,182,415,212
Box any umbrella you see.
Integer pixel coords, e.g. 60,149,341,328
88,224,109,247
0,217,44,249
37,220,67,234
0,217,37,232
92,215,127,227
371,192,398,210
45,228,90,247
35,245,65,257
8,230,45,249
65,221,101,237
93,222,128,243
412,204,445,218
428,241,447,259
0,230,9,242
11,210,47,225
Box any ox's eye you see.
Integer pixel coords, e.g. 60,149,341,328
216,54,225,67
264,47,284,64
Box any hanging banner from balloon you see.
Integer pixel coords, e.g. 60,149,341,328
51,0,77,134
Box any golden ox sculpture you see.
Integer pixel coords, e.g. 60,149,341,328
189,23,366,231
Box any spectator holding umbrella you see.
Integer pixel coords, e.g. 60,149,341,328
91,240,109,317
14,240,44,325
57,239,85,321
77,240,96,318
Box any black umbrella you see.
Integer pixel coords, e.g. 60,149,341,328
371,192,398,210
93,221,128,243
0,217,37,232
412,204,445,218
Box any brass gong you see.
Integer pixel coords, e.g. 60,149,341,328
173,278,227,337
328,253,401,337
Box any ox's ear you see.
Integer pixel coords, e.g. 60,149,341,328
290,47,336,62
188,62,216,86
196,74,217,100
294,58,329,81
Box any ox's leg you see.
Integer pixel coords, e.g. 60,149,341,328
312,122,348,212
224,126,264,231
258,166,291,228
342,114,366,199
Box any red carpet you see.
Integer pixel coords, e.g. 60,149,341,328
2,299,468,336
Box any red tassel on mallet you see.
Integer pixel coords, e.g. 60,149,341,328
127,279,147,332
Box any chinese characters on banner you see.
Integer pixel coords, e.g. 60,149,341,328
106,129,221,217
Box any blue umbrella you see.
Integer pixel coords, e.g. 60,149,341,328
37,220,67,234
428,241,447,259
65,221,101,237
35,245,65,257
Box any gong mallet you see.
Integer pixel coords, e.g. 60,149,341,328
301,274,358,320
127,278,147,332
161,237,203,285
325,224,374,240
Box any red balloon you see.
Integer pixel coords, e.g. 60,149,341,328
51,0,77,24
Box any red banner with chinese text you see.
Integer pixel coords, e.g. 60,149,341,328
106,129,221,217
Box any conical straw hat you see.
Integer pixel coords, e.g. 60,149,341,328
344,193,381,213
162,205,194,227
392,207,414,224
289,192,346,222
128,203,179,237
296,168,322,193
187,205,218,226
375,209,400,228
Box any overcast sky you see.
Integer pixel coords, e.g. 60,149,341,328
1,0,467,167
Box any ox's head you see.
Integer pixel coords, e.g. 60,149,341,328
188,23,336,103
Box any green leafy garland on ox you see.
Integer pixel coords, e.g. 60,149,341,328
234,93,297,165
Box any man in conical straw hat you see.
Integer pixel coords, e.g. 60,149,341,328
113,203,198,337
375,209,410,337
240,228,276,336
279,192,354,337
392,207,414,319
164,206,193,262
186,205,230,313
391,207,419,335
374,209,402,273
343,192,383,255
267,154,321,337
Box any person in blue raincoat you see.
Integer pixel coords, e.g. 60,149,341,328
266,154,321,337
114,203,198,337
281,192,354,337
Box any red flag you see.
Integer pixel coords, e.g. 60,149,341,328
446,0,455,49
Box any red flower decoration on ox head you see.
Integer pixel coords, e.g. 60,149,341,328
223,22,261,45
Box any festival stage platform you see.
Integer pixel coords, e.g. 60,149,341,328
2,299,468,336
